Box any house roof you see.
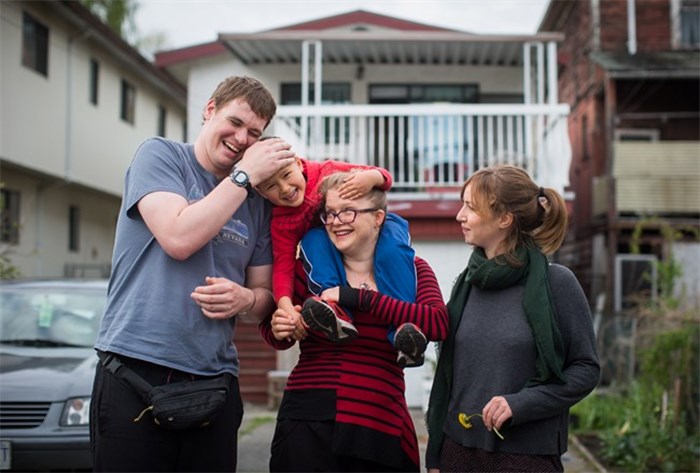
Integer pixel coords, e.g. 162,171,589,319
50,1,186,107
265,9,458,32
537,0,573,33
590,51,700,79
155,9,563,69
216,30,562,66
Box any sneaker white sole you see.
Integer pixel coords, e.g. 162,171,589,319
394,325,427,368
302,299,358,343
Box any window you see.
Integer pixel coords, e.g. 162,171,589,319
368,84,479,104
614,254,658,312
280,83,351,145
280,83,350,105
368,84,479,186
1,189,20,244
89,58,99,105
22,12,49,76
614,128,660,141
120,79,136,124
69,205,80,252
157,105,166,137
672,0,700,48
681,1,700,47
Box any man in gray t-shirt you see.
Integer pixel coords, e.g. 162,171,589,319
91,76,296,472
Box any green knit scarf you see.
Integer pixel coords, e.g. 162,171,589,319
426,244,566,461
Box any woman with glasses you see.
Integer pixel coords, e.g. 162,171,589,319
255,154,428,368
300,205,429,368
260,172,449,472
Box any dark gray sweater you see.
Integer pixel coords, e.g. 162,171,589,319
442,263,600,457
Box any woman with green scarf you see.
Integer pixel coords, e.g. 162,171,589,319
426,164,600,472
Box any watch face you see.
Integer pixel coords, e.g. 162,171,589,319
233,170,249,186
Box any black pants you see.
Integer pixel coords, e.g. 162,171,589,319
90,353,243,472
270,418,408,472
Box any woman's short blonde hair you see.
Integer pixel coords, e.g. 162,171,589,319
318,172,388,212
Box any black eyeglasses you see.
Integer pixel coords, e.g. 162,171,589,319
319,208,379,225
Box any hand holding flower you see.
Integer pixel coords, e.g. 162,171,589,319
458,412,505,440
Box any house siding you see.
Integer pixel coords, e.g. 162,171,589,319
635,0,673,51
1,0,186,278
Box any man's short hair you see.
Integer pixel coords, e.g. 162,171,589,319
208,76,277,127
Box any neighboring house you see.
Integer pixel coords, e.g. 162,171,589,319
539,0,700,315
154,10,574,406
0,0,186,278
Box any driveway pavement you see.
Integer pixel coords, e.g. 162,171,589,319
237,404,604,472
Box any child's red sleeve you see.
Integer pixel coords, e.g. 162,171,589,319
271,218,301,302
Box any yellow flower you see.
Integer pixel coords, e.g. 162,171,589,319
457,412,505,440
458,412,473,429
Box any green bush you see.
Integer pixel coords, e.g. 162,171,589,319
570,390,627,433
640,324,699,429
571,324,700,472
597,383,699,472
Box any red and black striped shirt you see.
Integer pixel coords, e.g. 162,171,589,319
260,256,448,469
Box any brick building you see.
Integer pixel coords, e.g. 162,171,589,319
539,0,699,312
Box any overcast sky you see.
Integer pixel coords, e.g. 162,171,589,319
134,0,551,51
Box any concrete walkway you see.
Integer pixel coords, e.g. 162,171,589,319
237,404,605,472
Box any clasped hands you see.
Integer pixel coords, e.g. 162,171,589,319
270,287,340,341
270,306,307,342
191,276,254,319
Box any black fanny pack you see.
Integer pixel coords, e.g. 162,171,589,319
99,352,232,430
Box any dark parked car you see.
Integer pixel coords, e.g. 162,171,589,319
0,279,107,472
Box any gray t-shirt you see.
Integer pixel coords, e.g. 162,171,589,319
95,137,272,376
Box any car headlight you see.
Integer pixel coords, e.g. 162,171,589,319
60,397,91,426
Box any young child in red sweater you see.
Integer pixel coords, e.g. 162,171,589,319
256,155,428,367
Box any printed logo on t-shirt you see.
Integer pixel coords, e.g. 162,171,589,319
188,183,250,248
218,219,249,247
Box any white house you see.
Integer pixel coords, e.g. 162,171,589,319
154,10,574,407
0,0,187,277
156,9,572,294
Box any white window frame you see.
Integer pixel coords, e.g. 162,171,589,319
614,128,660,142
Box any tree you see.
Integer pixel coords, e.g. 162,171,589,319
81,0,138,40
80,0,167,58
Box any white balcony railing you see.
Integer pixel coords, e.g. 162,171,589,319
273,103,572,199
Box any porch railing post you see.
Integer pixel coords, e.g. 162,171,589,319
301,40,310,157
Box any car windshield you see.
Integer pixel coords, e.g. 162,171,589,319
0,284,106,348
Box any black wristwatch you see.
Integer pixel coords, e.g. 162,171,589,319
229,167,253,197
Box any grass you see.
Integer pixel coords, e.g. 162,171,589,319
238,415,275,438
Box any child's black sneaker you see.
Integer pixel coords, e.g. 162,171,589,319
301,296,358,343
394,323,427,368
